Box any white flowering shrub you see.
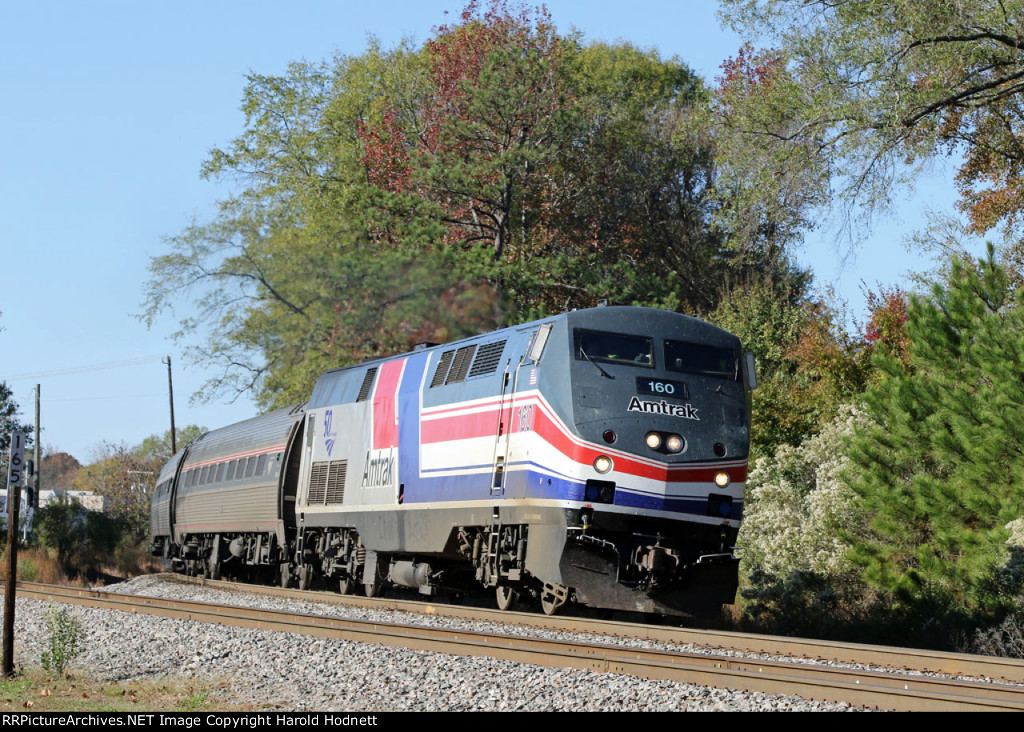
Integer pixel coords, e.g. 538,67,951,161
738,405,869,578
1006,520,1024,548
992,520,1024,604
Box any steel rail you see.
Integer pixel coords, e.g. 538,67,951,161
165,573,1024,685
12,581,1024,711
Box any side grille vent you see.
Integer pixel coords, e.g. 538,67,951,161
307,460,348,505
430,344,485,386
446,345,476,384
357,368,378,402
430,351,455,388
468,340,506,377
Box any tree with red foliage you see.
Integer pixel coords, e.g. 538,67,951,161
864,288,910,366
39,450,82,496
358,1,741,317
359,0,574,260
146,1,815,409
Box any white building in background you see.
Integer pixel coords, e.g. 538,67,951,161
0,488,108,518
0,488,108,543
38,489,107,512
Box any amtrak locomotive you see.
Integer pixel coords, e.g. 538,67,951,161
151,306,756,616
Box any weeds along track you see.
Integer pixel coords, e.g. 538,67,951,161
10,577,1024,712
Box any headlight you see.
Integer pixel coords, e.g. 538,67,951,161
593,455,614,474
666,434,684,453
714,471,731,487
645,432,662,450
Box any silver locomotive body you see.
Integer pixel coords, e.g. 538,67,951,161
152,307,752,616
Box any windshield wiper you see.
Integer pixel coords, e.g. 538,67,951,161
579,348,614,379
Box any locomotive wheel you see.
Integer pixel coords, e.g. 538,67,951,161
298,564,313,591
495,585,518,611
363,581,382,598
279,563,291,589
540,595,560,616
338,575,352,595
208,560,221,581
540,582,569,616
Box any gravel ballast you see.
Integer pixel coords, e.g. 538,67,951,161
8,576,864,712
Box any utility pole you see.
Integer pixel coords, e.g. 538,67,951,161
33,384,39,507
163,356,176,454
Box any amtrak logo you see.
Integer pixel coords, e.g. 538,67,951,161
323,410,337,456
627,396,700,421
361,448,395,488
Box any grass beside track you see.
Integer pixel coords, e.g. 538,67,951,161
0,667,273,713
2,549,264,712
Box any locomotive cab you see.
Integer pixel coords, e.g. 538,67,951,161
527,307,752,616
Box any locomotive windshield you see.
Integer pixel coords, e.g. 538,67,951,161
664,340,738,380
574,329,653,367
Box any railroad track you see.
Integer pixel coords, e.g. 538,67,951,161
11,579,1024,711
163,573,1024,685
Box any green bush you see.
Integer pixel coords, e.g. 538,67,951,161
41,604,84,677
740,569,858,639
17,556,37,582
32,499,128,575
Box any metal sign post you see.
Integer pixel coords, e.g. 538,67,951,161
3,432,26,677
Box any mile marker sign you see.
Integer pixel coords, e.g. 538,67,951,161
7,433,25,487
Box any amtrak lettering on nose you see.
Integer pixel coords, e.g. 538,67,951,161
627,396,700,420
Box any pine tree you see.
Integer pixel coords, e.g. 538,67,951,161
847,246,1024,618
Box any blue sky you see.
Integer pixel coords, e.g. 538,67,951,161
0,1,966,463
